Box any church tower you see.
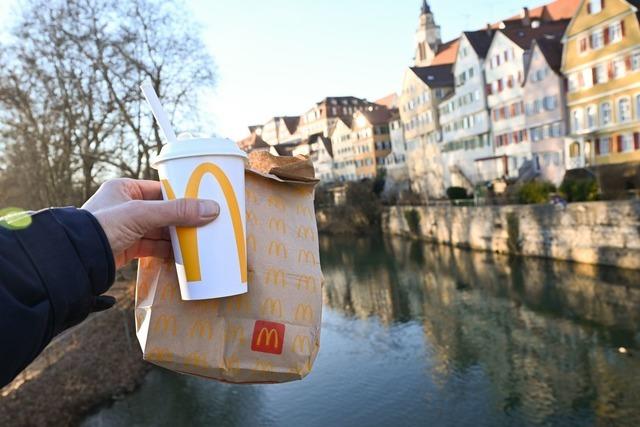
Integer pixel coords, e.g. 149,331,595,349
414,0,442,66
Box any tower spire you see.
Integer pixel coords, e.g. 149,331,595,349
421,0,431,14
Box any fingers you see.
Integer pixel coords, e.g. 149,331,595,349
131,180,164,201
143,227,171,241
130,198,220,231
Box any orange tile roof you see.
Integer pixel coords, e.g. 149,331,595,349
503,0,580,23
374,93,398,109
431,38,460,65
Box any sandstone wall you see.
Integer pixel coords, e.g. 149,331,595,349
382,201,640,270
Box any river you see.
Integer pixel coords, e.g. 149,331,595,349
83,235,640,426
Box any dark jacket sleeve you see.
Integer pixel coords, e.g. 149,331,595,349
0,207,115,387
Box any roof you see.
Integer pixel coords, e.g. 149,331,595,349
360,108,393,126
535,37,563,73
431,38,459,65
463,29,495,58
503,0,580,23
310,134,333,158
499,20,569,50
237,133,269,152
375,93,398,109
281,116,300,134
316,96,368,106
410,64,454,88
272,141,298,156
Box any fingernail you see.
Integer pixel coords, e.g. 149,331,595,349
199,200,220,218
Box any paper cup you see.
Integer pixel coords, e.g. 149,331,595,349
152,137,248,300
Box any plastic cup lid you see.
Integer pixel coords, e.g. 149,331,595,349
151,136,247,168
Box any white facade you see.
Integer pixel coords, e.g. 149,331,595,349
485,31,532,178
439,33,494,188
384,116,409,182
331,118,357,182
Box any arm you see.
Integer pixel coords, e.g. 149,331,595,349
0,178,220,387
0,208,114,387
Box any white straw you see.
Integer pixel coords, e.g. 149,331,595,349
140,80,178,142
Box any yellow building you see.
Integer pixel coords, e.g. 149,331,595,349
562,0,640,170
351,109,393,179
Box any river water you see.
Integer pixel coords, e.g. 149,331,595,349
83,235,640,427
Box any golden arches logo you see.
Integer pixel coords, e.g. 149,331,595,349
292,335,312,355
267,195,286,211
153,315,177,336
189,319,213,340
147,347,173,363
268,218,286,234
264,268,286,287
161,162,247,283
261,298,283,318
268,241,288,259
296,226,315,241
296,204,312,217
296,275,317,292
254,359,274,371
298,250,318,265
294,304,314,323
246,210,259,226
159,282,178,301
224,353,240,371
256,328,280,348
224,295,251,314
185,351,208,368
246,188,258,204
247,234,257,252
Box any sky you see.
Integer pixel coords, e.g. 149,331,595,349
0,0,553,140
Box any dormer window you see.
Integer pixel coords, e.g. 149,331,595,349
587,0,603,14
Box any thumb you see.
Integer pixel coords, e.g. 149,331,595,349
134,198,220,230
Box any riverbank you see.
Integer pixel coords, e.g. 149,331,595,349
0,277,149,427
380,200,640,270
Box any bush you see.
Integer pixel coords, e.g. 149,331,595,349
404,209,421,234
560,178,599,202
446,186,470,200
516,181,556,204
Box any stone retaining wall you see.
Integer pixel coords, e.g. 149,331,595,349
382,201,640,270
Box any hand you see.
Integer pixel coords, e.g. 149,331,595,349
82,178,219,268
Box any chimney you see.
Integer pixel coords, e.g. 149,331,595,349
521,7,531,27
486,23,492,35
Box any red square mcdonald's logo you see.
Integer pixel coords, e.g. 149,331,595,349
251,320,285,355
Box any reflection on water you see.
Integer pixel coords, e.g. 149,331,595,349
84,235,640,427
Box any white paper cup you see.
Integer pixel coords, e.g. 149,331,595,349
151,137,247,300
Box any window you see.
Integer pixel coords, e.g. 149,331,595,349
572,109,582,132
601,102,612,125
468,67,475,78
579,37,588,53
599,137,610,155
613,59,626,79
587,105,597,128
595,64,607,84
569,74,578,92
544,96,557,111
610,22,623,43
632,52,640,71
620,134,634,152
588,0,603,14
591,30,604,50
619,98,631,122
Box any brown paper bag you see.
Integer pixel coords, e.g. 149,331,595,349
135,154,323,383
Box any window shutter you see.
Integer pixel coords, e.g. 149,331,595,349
608,62,614,79
580,38,587,52
486,83,492,95
601,0,605,9
621,20,626,37
589,35,594,49
595,138,601,155
592,67,598,83
634,132,640,150
626,56,633,71
616,135,623,152
587,2,592,14
604,28,610,45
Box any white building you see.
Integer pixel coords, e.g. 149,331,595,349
330,117,358,182
439,29,496,189
484,21,568,179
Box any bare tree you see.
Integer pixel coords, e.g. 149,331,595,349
0,0,215,208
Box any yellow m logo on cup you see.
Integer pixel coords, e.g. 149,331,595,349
292,335,312,355
294,304,314,323
161,162,247,284
261,297,283,318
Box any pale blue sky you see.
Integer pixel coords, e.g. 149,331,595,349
0,0,552,140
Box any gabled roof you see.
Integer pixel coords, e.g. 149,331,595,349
359,108,393,126
523,36,564,84
281,116,300,134
431,38,459,65
310,134,333,158
463,29,495,59
499,20,569,50
272,141,298,157
410,64,454,88
238,133,269,152
503,0,580,23
375,93,398,109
